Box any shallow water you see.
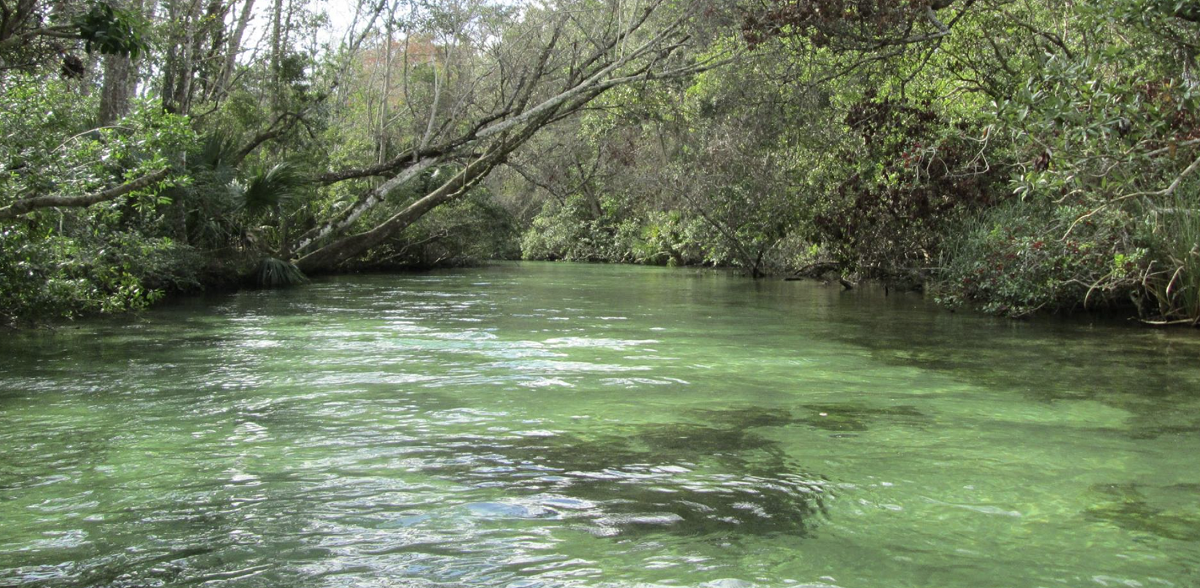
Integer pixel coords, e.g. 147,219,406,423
2,262,1199,587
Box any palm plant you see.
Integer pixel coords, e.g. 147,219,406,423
234,162,309,287
254,256,309,287
237,162,301,216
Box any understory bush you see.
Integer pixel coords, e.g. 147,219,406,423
935,201,1147,317
0,79,201,325
520,196,601,261
521,198,732,267
1141,187,1200,324
0,225,202,324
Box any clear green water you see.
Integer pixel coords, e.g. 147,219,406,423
2,262,1199,588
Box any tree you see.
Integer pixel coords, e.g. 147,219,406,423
289,0,727,273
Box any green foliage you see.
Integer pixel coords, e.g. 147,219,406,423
507,0,1200,322
807,97,1002,276
0,225,199,324
73,1,151,58
628,212,707,267
519,193,698,265
364,187,520,269
197,134,239,172
936,202,1146,316
237,163,302,216
515,62,812,277
520,196,612,262
0,78,198,325
1142,186,1200,323
7,0,1200,327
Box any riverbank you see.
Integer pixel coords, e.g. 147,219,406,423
8,257,1183,333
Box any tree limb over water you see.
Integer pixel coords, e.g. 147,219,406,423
0,168,170,221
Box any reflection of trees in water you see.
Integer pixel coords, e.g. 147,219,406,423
425,408,836,538
825,308,1200,440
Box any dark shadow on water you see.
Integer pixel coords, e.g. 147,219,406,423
422,413,833,539
690,404,930,433
795,403,928,432
690,406,799,429
635,424,779,454
1083,483,1200,543
819,304,1200,441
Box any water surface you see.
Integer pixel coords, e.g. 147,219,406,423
2,262,1199,587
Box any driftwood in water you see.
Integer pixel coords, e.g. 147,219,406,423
784,261,842,281
784,261,855,289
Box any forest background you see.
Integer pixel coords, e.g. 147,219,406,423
2,0,1200,325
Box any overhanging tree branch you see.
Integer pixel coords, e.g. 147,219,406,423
0,168,171,221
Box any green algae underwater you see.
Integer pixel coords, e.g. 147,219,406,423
1,262,1198,587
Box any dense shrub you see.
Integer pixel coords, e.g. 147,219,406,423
1141,187,1200,324
936,202,1147,316
0,79,200,325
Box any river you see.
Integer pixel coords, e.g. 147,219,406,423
2,262,1198,587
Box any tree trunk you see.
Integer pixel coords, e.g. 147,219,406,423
98,52,135,125
378,3,394,164
0,168,171,220
161,0,202,114
294,96,583,272
193,0,228,103
295,152,502,273
171,0,203,114
270,0,284,107
288,4,708,273
216,0,255,99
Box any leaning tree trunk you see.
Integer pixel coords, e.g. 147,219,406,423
289,4,714,273
294,146,508,273
293,82,613,273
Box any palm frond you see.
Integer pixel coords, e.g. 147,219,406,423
237,162,302,215
196,133,238,172
254,257,309,288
